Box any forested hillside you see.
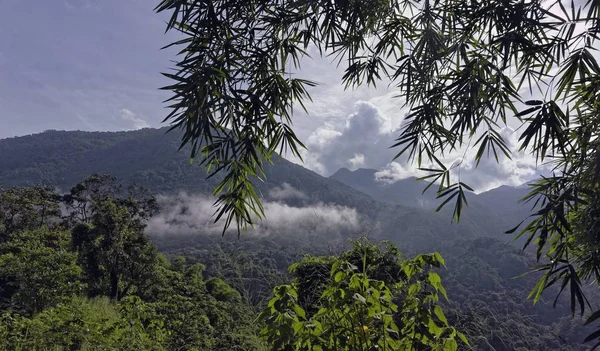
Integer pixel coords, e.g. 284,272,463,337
0,129,596,350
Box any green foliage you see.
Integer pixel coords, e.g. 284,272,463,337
76,198,159,300
155,234,307,307
206,277,242,302
0,228,82,315
157,231,596,350
439,237,595,350
128,255,263,351
259,239,467,350
0,186,61,241
0,297,166,351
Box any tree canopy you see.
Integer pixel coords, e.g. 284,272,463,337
156,0,600,346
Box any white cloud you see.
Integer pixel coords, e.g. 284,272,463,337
289,46,394,142
372,126,545,192
63,0,99,11
268,183,308,201
119,108,149,130
303,101,399,175
375,162,421,184
454,126,543,192
348,154,366,168
146,193,360,237
301,94,546,192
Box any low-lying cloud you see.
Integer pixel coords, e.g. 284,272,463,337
268,183,308,201
146,192,360,237
119,108,150,130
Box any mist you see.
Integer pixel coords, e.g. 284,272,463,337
146,192,360,238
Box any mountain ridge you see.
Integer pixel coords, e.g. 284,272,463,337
329,166,531,231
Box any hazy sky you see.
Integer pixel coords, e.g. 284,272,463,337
0,0,551,191
0,0,176,137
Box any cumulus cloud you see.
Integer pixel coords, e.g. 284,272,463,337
303,101,400,175
302,97,546,192
373,126,545,192
119,108,150,130
348,154,366,168
146,193,360,237
375,162,421,184
454,127,542,191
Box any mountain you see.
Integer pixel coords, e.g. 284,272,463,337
330,168,437,208
476,184,532,227
330,167,532,217
0,128,545,253
0,128,216,193
0,128,390,211
330,167,525,242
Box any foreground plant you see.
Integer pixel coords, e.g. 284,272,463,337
259,239,467,350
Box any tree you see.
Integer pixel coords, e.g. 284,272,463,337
73,198,159,300
62,174,121,225
0,186,66,314
157,0,600,345
66,175,160,300
259,239,467,350
63,174,158,226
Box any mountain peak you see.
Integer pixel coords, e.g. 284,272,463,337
331,167,352,177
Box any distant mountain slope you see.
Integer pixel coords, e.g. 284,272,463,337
329,167,529,214
329,167,525,242
330,168,436,208
476,185,532,226
0,128,395,215
0,128,212,192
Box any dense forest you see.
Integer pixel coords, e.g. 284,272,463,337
0,129,598,350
